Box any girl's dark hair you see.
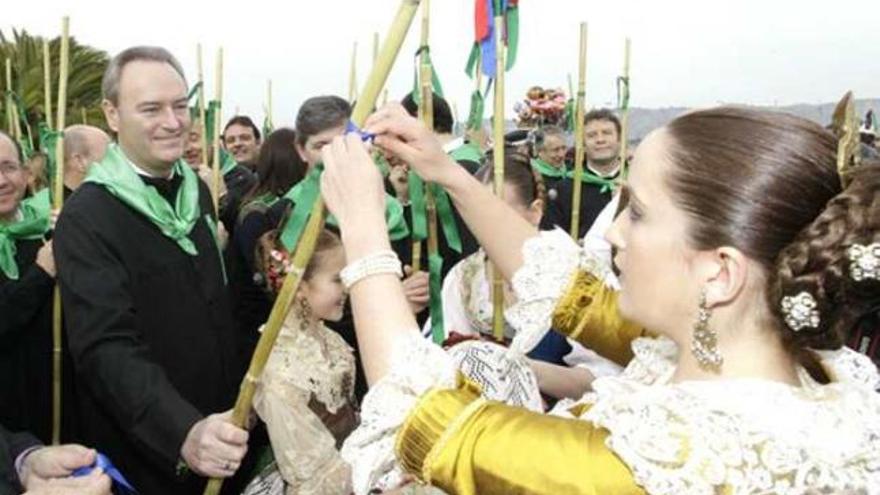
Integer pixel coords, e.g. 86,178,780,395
475,148,546,210
663,106,880,355
256,228,343,293
243,128,306,204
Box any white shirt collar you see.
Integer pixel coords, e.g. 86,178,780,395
587,161,621,179
119,147,175,179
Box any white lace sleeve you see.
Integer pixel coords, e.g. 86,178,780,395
340,331,457,495
581,194,621,289
506,229,583,355
426,258,474,340
253,374,352,495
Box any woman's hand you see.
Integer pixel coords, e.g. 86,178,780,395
364,103,462,187
320,134,386,233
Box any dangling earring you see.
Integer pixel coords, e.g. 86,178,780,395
295,296,313,332
690,290,723,371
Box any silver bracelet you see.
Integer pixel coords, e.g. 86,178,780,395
340,250,403,289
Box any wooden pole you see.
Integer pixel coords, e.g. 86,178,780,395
202,2,422,492
4,60,11,134
617,37,631,180
196,44,209,170
373,31,380,65
5,60,22,141
490,11,507,341
80,107,87,125
43,40,54,130
569,23,589,239
211,48,223,215
349,42,358,103
410,0,432,272
266,79,273,131
51,16,70,446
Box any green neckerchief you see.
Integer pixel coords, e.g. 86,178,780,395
0,189,51,280
279,165,409,251
570,167,618,194
220,148,238,176
449,142,484,164
531,158,568,179
85,144,202,255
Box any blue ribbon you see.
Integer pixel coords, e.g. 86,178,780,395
72,452,137,494
345,121,376,143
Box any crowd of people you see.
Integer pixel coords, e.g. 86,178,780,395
1,43,879,495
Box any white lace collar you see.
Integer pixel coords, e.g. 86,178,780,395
573,337,880,494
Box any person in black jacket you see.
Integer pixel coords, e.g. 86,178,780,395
0,130,82,448
54,46,254,494
545,108,623,239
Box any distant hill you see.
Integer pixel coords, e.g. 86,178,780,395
625,98,880,143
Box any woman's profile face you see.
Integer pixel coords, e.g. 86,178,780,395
605,129,702,340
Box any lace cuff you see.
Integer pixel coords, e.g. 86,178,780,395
341,331,457,494
506,229,583,355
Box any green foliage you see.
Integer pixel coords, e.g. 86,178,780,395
1,28,110,142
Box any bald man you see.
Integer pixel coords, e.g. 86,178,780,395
62,125,111,194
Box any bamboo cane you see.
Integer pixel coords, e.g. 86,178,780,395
420,63,438,278
4,60,12,134
51,16,70,446
197,44,209,170
410,0,432,272
490,12,507,341
569,23,589,239
43,40,53,130
266,79,273,131
349,42,358,103
80,107,87,125
202,2,422,492
373,32,380,65
617,37,631,180
5,60,22,141
211,48,223,216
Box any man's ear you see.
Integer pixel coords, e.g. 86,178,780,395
102,99,120,134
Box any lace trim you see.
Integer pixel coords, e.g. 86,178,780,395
507,229,583,355
341,332,457,494
578,338,880,494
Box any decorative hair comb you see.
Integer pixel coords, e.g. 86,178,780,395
831,91,861,188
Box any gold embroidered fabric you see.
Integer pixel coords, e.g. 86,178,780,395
395,375,644,495
551,268,647,366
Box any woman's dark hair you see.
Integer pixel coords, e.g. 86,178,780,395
243,128,305,204
295,95,351,146
663,106,880,356
475,147,546,210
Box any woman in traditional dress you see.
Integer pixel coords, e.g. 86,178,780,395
320,103,880,494
243,229,357,495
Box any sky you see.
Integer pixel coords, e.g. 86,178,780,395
4,0,878,128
